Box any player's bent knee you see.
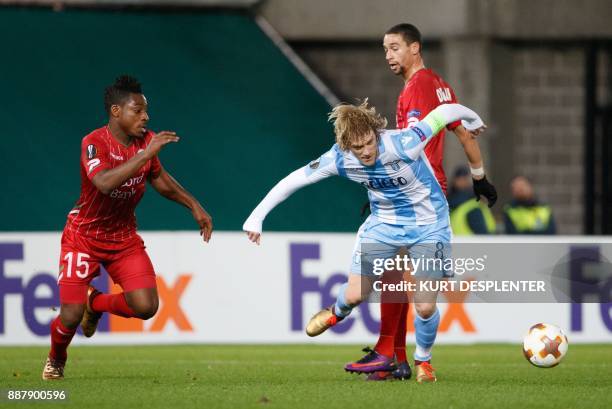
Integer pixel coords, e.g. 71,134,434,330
414,303,436,319
60,304,86,329
131,299,158,320
125,288,159,320
140,303,158,320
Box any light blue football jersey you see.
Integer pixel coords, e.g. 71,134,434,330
303,124,448,227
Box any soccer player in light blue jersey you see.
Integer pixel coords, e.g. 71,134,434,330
243,100,485,382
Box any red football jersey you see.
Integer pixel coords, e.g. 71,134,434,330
396,68,460,193
63,126,161,249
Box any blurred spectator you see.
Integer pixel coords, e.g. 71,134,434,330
503,176,556,234
448,166,496,235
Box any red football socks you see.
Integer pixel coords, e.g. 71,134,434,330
91,293,136,318
376,269,410,360
48,316,76,362
375,302,404,358
393,303,409,363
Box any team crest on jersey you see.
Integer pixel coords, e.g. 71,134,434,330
384,160,401,171
309,159,320,169
86,144,97,159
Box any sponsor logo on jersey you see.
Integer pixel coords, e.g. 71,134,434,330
309,159,320,169
407,109,421,118
361,177,408,190
121,173,144,188
344,167,366,175
109,174,145,199
110,187,136,199
87,144,97,159
110,153,124,161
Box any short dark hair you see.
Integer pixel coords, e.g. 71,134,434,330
511,175,533,184
104,75,143,114
385,23,422,51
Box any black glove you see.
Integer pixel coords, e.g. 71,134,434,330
473,176,497,208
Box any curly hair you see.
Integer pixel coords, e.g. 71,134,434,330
103,75,143,114
328,99,387,150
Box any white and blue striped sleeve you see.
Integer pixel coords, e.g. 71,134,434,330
392,103,484,162
303,146,340,182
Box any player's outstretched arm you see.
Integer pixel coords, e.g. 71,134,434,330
243,169,311,245
244,148,338,244
150,168,213,243
92,131,179,194
398,104,485,161
453,125,498,207
244,160,339,245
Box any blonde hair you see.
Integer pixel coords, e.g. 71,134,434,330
328,99,388,150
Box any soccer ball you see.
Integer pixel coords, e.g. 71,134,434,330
522,323,568,368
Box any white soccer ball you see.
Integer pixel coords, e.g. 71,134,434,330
522,323,568,368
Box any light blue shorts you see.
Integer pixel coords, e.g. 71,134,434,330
350,215,453,278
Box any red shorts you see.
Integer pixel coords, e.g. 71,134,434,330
58,229,157,304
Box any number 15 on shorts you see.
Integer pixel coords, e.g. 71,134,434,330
59,252,91,283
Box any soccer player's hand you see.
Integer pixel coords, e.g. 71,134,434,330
460,112,487,137
245,231,261,245
468,124,487,137
243,216,263,245
145,131,180,157
192,206,213,243
473,176,498,208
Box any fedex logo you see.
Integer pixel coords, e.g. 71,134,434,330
0,242,193,336
92,268,194,334
290,243,476,334
0,243,58,336
569,246,612,332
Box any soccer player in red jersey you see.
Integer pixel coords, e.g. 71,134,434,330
344,24,497,382
42,76,213,380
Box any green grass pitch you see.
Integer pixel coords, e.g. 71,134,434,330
1,344,610,409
